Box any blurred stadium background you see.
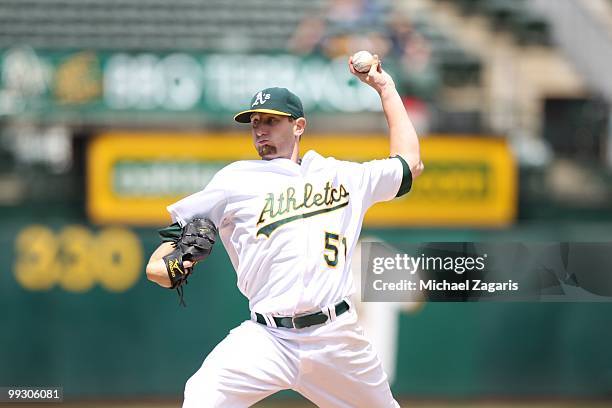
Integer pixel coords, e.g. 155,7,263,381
1,0,612,406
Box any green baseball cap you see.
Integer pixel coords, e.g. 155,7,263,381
234,87,304,123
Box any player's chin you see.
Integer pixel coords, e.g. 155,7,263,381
257,145,278,160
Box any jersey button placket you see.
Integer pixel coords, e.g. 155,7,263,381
293,171,308,315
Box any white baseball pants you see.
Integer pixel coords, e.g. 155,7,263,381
182,308,399,407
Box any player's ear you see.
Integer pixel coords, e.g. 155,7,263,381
294,117,306,140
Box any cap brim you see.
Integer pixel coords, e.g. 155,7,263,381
233,109,292,123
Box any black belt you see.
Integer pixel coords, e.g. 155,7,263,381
255,300,350,329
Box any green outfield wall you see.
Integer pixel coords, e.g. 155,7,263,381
1,215,612,398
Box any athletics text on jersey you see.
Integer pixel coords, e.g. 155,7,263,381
167,150,411,315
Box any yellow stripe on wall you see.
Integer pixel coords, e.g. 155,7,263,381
87,133,516,227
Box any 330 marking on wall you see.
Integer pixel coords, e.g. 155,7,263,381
14,225,143,293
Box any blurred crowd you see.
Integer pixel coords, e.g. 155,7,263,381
288,0,437,98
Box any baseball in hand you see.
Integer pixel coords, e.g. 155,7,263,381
351,50,375,73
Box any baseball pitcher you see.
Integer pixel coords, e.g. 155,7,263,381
146,55,424,407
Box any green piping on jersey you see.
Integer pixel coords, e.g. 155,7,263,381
158,222,182,242
257,201,349,238
393,155,413,197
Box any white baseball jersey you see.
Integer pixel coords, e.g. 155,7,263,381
167,149,410,316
